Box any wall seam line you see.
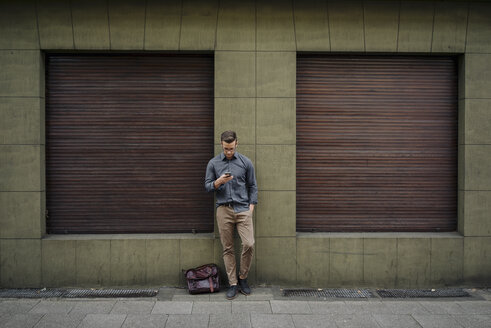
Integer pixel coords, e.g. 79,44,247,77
69,0,75,49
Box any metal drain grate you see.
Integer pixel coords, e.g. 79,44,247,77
0,289,65,298
64,289,158,298
282,288,374,298
0,288,158,299
377,288,470,298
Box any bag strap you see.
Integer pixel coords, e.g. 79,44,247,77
208,277,214,293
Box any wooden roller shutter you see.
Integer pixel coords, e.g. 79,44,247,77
46,54,214,234
297,55,457,232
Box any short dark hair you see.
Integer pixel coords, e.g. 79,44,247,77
221,130,237,143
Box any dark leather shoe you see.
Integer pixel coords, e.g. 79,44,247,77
238,277,251,295
226,285,238,300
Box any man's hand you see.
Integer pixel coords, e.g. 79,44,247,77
214,174,233,189
249,204,255,212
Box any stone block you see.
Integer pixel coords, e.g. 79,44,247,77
464,237,491,285
37,0,74,49
463,191,491,237
0,50,41,97
256,237,296,285
328,0,364,51
465,54,491,99
0,0,38,49
296,237,329,287
398,1,434,52
256,98,295,144
71,0,110,49
396,238,431,288
364,238,397,288
364,1,399,52
430,237,463,286
465,145,491,190
256,191,295,237
458,99,465,145
294,0,330,51
458,190,464,234
110,239,146,286
329,238,363,286
180,238,214,285
0,192,42,238
215,51,255,97
458,144,465,191
0,239,41,287
465,99,491,145
432,1,468,53
0,98,42,145
42,239,77,287
146,239,180,286
256,145,295,191
466,2,491,54
0,145,42,191
180,0,218,50
108,0,145,50
215,98,255,145
76,239,111,287
216,0,255,51
256,0,296,51
256,52,295,97
144,0,181,50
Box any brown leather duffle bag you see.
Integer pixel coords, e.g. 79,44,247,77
184,263,221,294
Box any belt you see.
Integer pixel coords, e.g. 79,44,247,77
221,203,234,207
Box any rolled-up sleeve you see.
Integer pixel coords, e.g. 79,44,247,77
246,161,258,204
205,160,224,192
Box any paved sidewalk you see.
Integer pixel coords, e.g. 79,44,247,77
0,287,490,327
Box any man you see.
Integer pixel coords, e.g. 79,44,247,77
205,131,258,299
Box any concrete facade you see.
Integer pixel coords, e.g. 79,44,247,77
0,0,490,288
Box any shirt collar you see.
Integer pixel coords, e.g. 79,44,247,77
220,152,238,161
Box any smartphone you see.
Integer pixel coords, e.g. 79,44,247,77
224,171,232,176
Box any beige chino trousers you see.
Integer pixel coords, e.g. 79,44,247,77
216,205,255,286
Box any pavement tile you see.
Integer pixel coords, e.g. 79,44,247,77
384,301,431,314
151,301,192,315
0,314,43,328
270,300,312,314
412,314,464,328
346,301,393,314
165,314,210,328
232,301,272,314
78,314,127,328
69,301,116,314
172,294,210,301
245,294,274,301
29,301,74,314
452,314,491,328
333,314,381,328
191,301,232,314
110,301,155,314
121,314,167,328
419,301,467,315
456,302,491,314
0,300,40,316
291,314,337,327
32,313,86,328
309,301,354,315
209,313,252,328
372,314,422,328
250,313,295,328
210,292,246,302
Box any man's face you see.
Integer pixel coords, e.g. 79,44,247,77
222,140,237,160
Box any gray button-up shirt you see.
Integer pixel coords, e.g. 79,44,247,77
205,152,258,213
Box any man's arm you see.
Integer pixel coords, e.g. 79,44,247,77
205,161,233,192
246,160,258,208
